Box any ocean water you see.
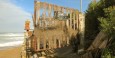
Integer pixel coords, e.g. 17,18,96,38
0,32,24,49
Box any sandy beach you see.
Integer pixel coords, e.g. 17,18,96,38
0,47,21,58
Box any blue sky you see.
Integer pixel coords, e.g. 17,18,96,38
0,0,91,32
14,0,91,13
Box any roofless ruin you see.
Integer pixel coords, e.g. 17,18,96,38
22,0,85,58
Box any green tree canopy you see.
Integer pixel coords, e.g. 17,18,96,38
85,0,115,49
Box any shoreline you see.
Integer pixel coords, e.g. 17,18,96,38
0,46,22,58
0,45,22,50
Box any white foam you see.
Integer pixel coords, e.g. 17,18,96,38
8,37,24,40
0,33,24,37
0,41,23,47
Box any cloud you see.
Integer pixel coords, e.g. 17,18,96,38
0,0,32,32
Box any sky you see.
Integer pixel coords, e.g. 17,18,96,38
0,0,92,32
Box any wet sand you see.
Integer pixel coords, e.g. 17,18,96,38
0,46,21,58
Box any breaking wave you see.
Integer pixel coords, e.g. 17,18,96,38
0,32,24,49
0,41,23,47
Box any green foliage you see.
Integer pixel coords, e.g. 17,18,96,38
98,6,115,58
98,6,115,36
85,1,103,49
85,0,115,49
101,48,111,58
85,0,115,57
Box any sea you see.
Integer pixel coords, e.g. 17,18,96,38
0,32,24,50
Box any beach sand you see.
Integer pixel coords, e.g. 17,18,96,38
0,46,79,58
0,47,21,58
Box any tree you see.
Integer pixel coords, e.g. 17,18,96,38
85,0,115,49
99,6,115,36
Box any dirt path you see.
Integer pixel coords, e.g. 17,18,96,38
43,46,80,58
